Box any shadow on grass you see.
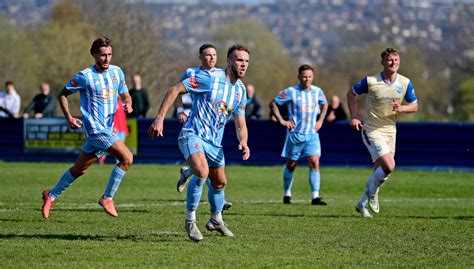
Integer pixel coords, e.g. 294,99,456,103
0,232,181,242
57,208,152,213
223,212,474,220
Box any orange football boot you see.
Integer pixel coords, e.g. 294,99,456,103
98,196,118,217
41,189,55,219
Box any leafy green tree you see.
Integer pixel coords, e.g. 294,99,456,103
29,0,96,115
77,0,183,117
0,17,41,107
213,20,297,117
323,44,446,121
458,77,474,121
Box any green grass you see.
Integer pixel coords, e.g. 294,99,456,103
0,162,473,268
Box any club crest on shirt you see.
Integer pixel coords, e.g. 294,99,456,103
70,80,78,87
214,101,229,114
193,143,199,149
278,91,287,99
189,77,199,89
396,87,403,94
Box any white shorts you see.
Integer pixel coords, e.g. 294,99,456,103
361,129,396,162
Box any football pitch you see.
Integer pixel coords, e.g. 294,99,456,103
0,162,472,268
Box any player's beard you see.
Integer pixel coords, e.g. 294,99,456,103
232,65,245,79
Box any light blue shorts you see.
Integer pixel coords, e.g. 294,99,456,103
281,132,321,161
178,131,225,168
82,131,120,158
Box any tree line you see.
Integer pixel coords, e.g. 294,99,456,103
0,0,472,121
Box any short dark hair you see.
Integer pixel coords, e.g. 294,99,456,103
5,81,13,87
90,36,112,55
298,64,314,74
227,44,250,59
199,43,216,55
381,47,399,59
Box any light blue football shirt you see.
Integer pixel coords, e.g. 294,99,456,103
65,64,128,137
181,71,247,147
179,67,226,116
274,84,327,135
180,66,225,81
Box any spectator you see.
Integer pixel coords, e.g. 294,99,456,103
245,84,264,120
23,82,56,119
174,92,192,122
0,81,21,118
129,74,150,118
325,95,347,122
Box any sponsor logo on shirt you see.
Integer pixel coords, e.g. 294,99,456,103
301,103,315,112
101,87,115,100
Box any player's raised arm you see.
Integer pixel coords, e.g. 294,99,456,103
148,82,186,138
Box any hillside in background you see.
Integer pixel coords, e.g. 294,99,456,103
1,0,473,121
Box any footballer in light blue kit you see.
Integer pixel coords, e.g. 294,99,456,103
41,37,134,220
347,48,418,218
270,64,329,206
149,44,250,242
176,44,233,211
175,44,224,123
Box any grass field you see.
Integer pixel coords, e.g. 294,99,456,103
0,162,473,268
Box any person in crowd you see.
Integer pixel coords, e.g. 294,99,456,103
129,74,150,118
23,82,56,118
324,95,347,122
245,84,264,120
0,81,21,118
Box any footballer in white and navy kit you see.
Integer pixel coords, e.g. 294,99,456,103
270,64,329,206
42,37,133,220
347,48,418,218
149,45,250,242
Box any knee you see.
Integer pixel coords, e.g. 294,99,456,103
309,161,319,170
382,161,395,174
286,162,297,171
193,166,209,179
70,167,87,178
212,181,226,189
119,152,133,171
